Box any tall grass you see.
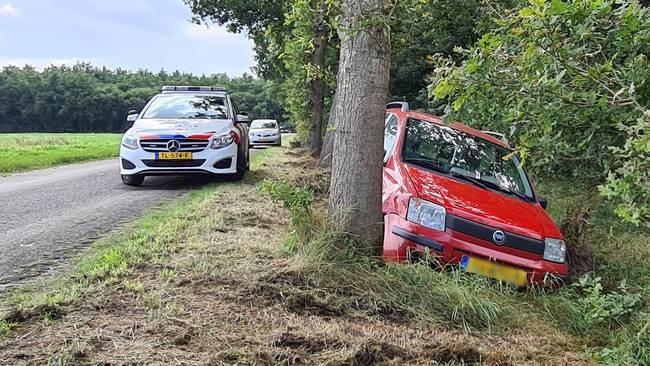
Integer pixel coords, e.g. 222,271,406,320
261,175,649,365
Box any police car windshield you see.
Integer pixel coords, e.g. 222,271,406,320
142,94,228,119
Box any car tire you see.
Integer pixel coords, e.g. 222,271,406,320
227,146,248,181
121,174,145,186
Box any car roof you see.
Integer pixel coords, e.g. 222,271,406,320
158,91,227,96
387,108,509,149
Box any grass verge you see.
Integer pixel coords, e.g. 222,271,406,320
0,133,121,174
260,156,648,366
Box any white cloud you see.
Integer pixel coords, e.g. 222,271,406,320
0,3,18,17
0,57,100,70
183,23,248,44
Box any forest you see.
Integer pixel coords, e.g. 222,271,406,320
0,64,285,133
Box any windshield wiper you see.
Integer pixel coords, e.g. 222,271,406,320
475,179,532,202
402,158,449,174
449,171,488,190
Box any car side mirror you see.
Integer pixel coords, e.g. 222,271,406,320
539,197,548,210
126,110,138,123
237,114,250,124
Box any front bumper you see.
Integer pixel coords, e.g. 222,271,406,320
119,143,238,175
250,135,281,145
383,213,569,286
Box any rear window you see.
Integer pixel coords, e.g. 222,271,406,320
142,94,229,119
251,120,278,129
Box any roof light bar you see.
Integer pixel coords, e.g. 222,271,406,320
161,86,227,92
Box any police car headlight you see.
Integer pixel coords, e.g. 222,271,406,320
407,197,446,231
544,238,567,263
210,134,234,149
121,134,138,150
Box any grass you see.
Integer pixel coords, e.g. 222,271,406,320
0,133,121,174
259,158,649,365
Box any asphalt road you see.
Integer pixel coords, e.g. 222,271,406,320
0,154,258,294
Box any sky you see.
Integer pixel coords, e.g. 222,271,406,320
0,0,256,76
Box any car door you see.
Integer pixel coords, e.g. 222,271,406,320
382,113,401,213
230,98,250,155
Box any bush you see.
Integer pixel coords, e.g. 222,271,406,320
431,0,650,225
259,179,314,251
573,275,643,331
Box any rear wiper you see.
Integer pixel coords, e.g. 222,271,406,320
476,179,532,202
449,171,488,190
402,158,448,174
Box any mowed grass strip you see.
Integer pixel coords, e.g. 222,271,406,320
0,133,121,174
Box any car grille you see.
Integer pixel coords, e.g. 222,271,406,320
142,160,206,168
446,214,545,256
140,139,209,153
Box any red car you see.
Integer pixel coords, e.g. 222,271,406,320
382,103,568,286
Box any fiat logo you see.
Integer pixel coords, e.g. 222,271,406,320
167,140,181,152
492,230,506,245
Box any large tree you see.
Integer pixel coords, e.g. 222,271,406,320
327,0,391,248
185,0,331,154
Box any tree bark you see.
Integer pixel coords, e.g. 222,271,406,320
328,0,391,250
318,89,338,168
307,5,329,156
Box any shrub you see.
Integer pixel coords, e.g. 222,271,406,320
259,179,315,249
431,0,650,225
573,275,643,331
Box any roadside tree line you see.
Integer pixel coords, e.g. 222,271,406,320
0,64,285,133
187,0,649,237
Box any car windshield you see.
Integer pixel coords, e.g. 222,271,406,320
251,120,278,129
142,94,228,119
402,118,534,200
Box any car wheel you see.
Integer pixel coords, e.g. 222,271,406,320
228,147,247,181
121,174,145,186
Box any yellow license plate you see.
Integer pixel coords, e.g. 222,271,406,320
460,256,528,287
156,152,193,160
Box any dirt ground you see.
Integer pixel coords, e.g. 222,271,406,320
0,149,593,366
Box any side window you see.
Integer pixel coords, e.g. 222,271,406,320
384,113,399,162
231,99,240,117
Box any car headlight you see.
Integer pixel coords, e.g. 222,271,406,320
210,134,234,149
121,134,138,150
407,197,446,231
543,238,567,263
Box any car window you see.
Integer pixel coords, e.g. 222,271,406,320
402,118,534,198
384,113,399,161
142,94,228,119
251,121,278,129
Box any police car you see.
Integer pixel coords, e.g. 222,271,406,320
119,86,251,186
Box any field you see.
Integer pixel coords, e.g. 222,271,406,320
0,133,121,174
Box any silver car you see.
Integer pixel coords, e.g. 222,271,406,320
249,119,281,147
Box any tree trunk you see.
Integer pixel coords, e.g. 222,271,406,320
318,90,338,168
307,9,329,156
328,0,391,250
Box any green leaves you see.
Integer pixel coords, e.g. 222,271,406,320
430,0,650,226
